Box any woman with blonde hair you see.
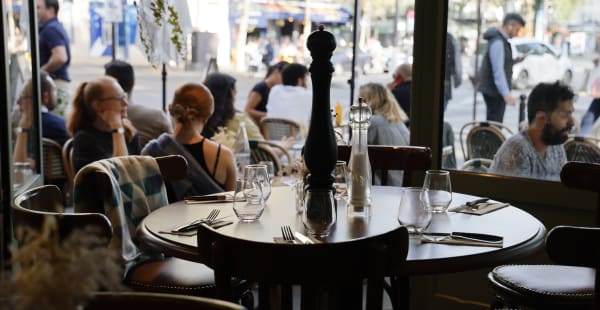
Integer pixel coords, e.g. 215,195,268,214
68,76,140,172
143,82,236,200
358,82,410,185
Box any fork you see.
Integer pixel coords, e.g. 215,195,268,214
173,209,220,232
281,225,296,243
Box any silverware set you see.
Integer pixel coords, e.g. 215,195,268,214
172,209,220,233
280,225,315,244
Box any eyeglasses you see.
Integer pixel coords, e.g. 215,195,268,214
98,94,128,102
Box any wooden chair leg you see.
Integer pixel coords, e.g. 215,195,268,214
390,275,410,310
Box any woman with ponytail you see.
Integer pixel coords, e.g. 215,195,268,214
68,76,141,172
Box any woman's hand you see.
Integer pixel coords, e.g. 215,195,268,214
97,100,125,129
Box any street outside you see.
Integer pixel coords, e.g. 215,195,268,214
69,52,597,168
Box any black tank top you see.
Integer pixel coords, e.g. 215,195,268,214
183,138,225,189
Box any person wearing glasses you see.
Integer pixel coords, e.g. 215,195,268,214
68,76,140,172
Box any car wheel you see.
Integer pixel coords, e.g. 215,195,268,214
514,70,529,90
562,70,573,85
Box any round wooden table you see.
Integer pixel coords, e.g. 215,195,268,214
137,186,546,276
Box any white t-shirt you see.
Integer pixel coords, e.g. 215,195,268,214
266,85,312,129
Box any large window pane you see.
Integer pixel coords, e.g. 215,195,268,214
443,0,598,182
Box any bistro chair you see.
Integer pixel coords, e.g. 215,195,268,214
197,223,409,310
249,139,291,176
62,138,75,187
86,292,245,310
337,145,432,186
460,158,493,173
564,136,600,164
42,138,68,186
487,161,600,309
12,184,112,243
72,155,221,297
259,117,302,141
459,121,513,161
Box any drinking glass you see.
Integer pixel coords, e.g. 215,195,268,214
397,187,432,234
244,164,272,201
302,189,336,238
421,170,452,213
233,178,264,222
258,161,276,182
332,160,348,199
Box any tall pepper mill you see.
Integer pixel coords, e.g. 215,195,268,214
302,25,337,237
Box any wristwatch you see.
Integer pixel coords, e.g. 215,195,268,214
111,127,125,134
15,127,30,134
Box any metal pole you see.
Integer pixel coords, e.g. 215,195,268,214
349,0,360,106
162,63,167,112
111,22,116,61
472,0,482,121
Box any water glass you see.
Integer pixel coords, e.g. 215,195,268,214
421,170,452,213
244,164,272,201
302,189,336,237
332,160,348,199
397,187,432,234
233,178,264,222
258,160,276,181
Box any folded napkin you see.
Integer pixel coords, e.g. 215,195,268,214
421,236,503,248
451,202,509,215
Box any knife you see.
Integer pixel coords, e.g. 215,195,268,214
422,232,503,243
185,194,228,201
465,198,489,209
294,232,314,244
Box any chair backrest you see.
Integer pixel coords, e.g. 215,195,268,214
86,292,245,309
62,138,75,184
197,224,408,309
73,155,187,215
12,185,112,243
249,139,289,176
337,145,432,186
42,138,67,182
560,161,600,225
259,117,302,141
563,136,600,163
460,158,493,173
459,121,513,161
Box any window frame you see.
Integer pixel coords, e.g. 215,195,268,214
411,1,595,211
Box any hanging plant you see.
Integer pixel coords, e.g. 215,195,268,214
135,0,187,67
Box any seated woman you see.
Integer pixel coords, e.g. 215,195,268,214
68,76,141,172
359,82,410,186
143,83,236,201
202,72,263,140
203,72,294,158
244,61,288,124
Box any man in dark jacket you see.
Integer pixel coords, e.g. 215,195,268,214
477,13,525,123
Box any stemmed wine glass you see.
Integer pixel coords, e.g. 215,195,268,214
245,164,272,201
421,170,452,213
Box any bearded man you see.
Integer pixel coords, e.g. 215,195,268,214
489,81,574,181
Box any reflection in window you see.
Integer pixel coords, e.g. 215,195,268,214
7,0,38,190
443,1,596,181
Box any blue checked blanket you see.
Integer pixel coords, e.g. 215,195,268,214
74,155,168,262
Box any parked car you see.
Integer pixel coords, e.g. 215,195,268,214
469,38,573,90
510,38,573,89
